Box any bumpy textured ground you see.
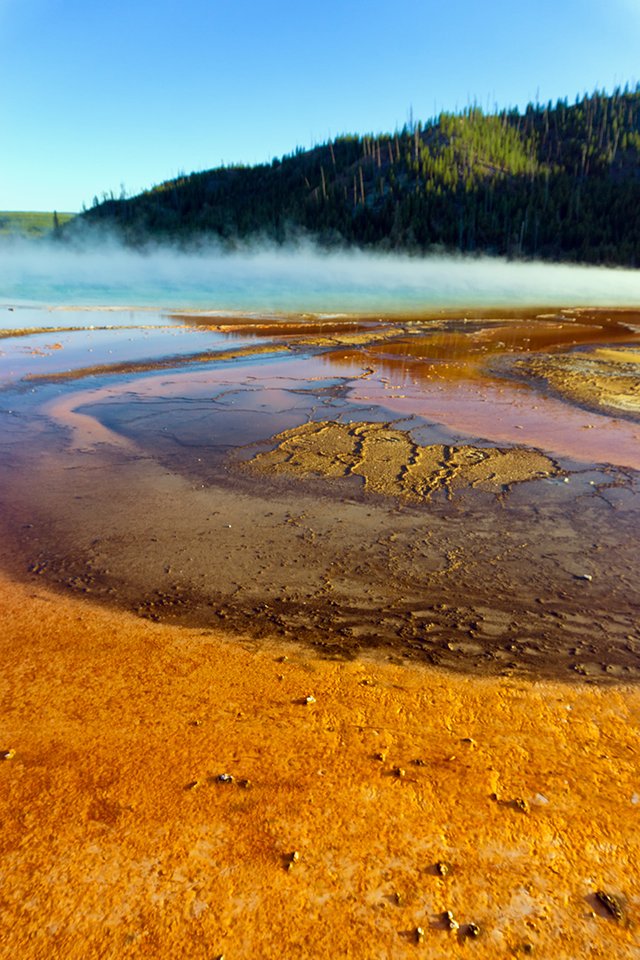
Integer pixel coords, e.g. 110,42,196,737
246,420,558,498
1,570,639,959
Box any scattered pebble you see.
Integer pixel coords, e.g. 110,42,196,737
444,910,459,931
285,850,300,871
184,780,200,791
237,778,252,789
595,889,624,921
531,792,549,806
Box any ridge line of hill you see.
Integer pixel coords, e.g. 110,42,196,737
71,88,640,266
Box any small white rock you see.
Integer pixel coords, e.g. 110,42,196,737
531,792,550,806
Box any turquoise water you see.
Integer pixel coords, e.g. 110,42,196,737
2,239,640,314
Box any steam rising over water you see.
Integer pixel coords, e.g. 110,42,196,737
2,237,640,312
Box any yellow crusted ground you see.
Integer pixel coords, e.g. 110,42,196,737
247,421,558,499
513,349,640,417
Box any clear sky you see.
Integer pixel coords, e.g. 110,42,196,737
1,0,639,212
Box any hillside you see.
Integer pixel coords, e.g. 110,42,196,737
1,211,76,239
74,88,640,265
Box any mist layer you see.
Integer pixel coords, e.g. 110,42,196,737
3,237,640,311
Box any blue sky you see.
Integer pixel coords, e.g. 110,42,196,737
1,0,639,211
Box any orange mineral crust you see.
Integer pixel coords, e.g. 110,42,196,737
0,572,639,959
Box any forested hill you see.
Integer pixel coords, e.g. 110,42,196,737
75,89,640,265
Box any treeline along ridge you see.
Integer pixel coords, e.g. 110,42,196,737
75,88,640,265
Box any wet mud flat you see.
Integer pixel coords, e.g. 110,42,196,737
6,446,639,684
0,305,640,682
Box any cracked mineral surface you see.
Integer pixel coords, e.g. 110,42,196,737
245,420,559,498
